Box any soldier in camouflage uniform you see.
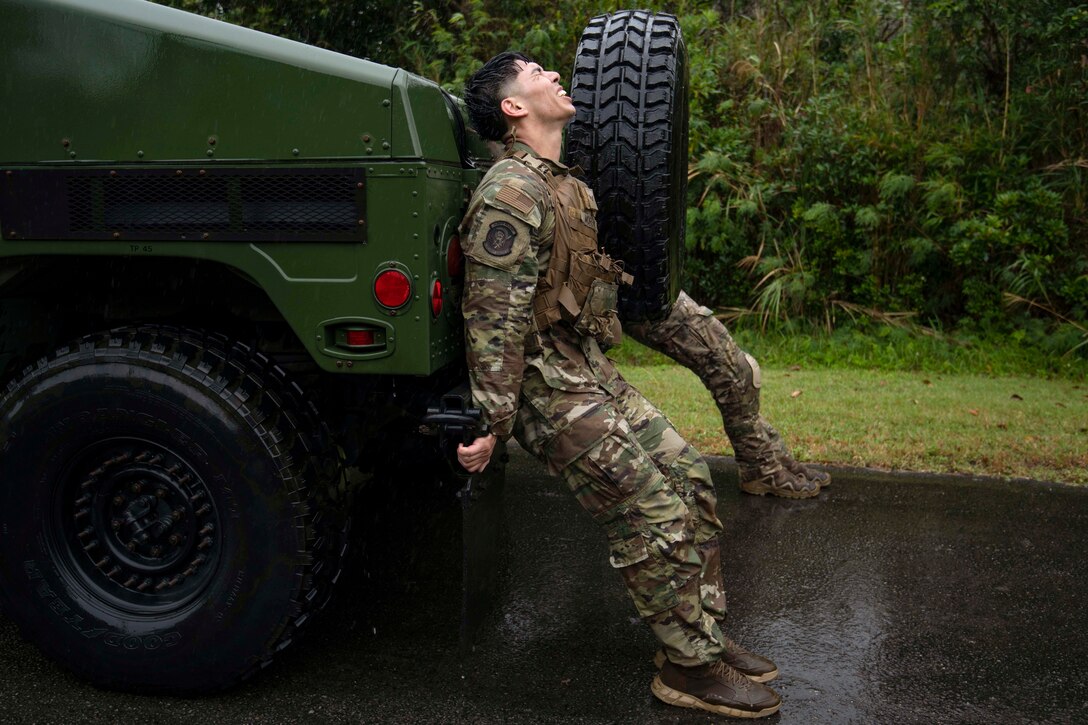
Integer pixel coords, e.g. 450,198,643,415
455,52,781,719
626,295,832,499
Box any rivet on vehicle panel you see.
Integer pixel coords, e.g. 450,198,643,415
356,182,364,189
137,150,144,158
202,233,209,240
382,99,390,107
206,149,214,157
69,151,77,158
110,170,117,177
357,219,365,226
346,361,353,368
175,169,183,176
366,147,373,154
362,134,371,143
292,148,300,156
336,360,343,368
207,136,217,145
199,169,206,176
61,138,70,148
382,141,390,150
112,232,121,240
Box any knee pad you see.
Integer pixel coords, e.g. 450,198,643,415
741,352,762,390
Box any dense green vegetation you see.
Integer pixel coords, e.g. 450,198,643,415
159,0,1088,358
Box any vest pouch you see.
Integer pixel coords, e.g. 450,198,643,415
572,277,622,346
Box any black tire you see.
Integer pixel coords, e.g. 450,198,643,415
0,326,347,694
567,10,690,323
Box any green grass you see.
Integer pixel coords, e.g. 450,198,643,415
611,323,1088,380
615,336,1088,485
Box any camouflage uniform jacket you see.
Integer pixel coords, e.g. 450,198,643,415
460,142,624,438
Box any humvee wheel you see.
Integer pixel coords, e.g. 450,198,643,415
567,10,690,323
0,326,347,694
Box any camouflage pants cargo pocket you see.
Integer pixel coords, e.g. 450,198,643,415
612,382,723,545
599,479,695,617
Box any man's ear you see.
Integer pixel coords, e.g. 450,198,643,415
501,96,528,119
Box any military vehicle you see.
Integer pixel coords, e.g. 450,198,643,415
0,0,689,694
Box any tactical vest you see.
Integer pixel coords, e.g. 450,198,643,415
508,150,633,347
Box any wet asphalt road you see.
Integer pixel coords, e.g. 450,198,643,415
1,445,1087,724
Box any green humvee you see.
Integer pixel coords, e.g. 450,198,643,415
0,0,689,695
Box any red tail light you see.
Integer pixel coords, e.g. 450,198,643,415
447,235,464,277
374,269,411,308
345,329,375,347
431,279,443,317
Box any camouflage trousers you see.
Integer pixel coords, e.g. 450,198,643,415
626,290,790,481
514,366,728,666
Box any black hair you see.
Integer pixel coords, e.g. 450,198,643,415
463,51,533,142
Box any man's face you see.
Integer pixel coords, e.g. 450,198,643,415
504,60,576,126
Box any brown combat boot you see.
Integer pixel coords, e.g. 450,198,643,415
652,659,781,718
739,467,820,499
779,453,831,488
654,637,778,683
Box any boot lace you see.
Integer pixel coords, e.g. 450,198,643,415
708,659,750,688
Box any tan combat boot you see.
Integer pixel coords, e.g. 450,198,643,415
779,453,832,488
652,659,781,718
654,635,778,683
738,465,820,499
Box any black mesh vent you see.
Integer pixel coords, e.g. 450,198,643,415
2,167,367,242
101,176,230,231
239,175,357,231
67,177,95,231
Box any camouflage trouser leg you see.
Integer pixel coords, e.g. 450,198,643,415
626,290,782,481
514,370,725,666
612,381,727,621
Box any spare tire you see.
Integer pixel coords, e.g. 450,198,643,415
567,10,689,323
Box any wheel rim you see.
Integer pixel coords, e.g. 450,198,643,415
53,438,222,613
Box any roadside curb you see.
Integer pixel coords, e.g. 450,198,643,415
701,454,1082,492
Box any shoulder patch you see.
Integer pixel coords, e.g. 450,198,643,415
482,220,518,257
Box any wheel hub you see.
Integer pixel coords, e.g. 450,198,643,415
61,441,220,608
